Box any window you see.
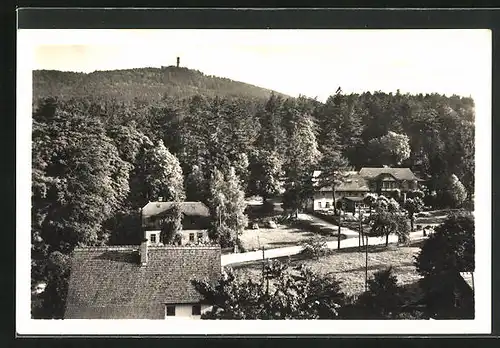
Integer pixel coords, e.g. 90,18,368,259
197,232,203,240
150,234,156,243
166,305,176,317
318,202,322,208
189,233,195,242
325,202,330,208
192,304,202,315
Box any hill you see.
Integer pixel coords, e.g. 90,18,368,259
32,66,287,102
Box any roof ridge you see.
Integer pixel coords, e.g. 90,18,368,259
73,245,139,252
149,245,221,250
144,201,207,204
72,245,222,252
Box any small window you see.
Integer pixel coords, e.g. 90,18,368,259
325,202,330,208
189,233,195,242
166,305,175,317
150,234,156,243
318,202,322,208
197,232,203,240
192,304,202,316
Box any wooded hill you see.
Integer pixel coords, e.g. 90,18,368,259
33,66,287,102
31,67,475,319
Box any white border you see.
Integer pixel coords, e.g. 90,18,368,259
17,29,492,335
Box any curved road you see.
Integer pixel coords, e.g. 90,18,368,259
222,213,428,266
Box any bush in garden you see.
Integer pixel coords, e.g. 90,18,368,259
301,238,328,260
344,267,404,319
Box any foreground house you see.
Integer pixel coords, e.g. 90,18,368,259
141,201,211,246
64,242,221,319
309,167,422,212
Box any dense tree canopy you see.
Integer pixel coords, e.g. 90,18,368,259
193,262,345,319
414,212,475,319
31,70,476,319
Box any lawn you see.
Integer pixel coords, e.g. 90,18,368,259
233,242,424,297
239,224,339,251
414,209,468,226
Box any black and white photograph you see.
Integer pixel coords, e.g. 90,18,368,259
17,27,491,335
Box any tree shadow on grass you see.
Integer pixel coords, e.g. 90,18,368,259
268,241,307,247
335,241,422,254
336,261,416,274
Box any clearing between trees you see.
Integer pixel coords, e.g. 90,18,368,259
232,242,423,297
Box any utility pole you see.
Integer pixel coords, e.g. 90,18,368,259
337,201,342,250
262,245,266,288
360,210,364,246
365,227,369,292
358,204,361,250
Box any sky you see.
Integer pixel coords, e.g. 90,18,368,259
29,29,491,102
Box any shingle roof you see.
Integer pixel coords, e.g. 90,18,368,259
317,171,370,192
342,196,365,202
142,201,210,218
64,245,221,319
359,167,422,181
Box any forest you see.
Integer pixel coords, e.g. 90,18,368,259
31,67,475,318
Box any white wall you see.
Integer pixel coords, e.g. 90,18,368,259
312,192,368,211
145,230,161,245
164,304,212,319
181,230,209,245
145,230,209,245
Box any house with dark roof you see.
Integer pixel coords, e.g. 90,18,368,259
141,201,211,246
309,171,370,212
64,243,221,319
358,167,423,196
308,167,422,212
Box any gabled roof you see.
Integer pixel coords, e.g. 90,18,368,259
342,196,365,202
142,201,210,218
316,171,370,192
64,245,221,319
359,167,422,181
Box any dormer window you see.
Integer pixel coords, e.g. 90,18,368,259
150,234,156,243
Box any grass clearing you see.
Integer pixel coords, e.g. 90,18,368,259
233,243,423,297
239,224,339,250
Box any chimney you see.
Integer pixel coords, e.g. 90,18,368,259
140,239,148,266
176,57,180,68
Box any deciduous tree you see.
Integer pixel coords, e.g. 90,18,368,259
208,168,248,247
367,131,411,166
193,262,345,319
404,197,424,232
414,212,475,318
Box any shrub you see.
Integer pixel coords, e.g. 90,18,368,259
388,188,401,201
407,189,425,200
261,200,276,216
319,227,337,236
301,238,328,260
346,267,404,319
